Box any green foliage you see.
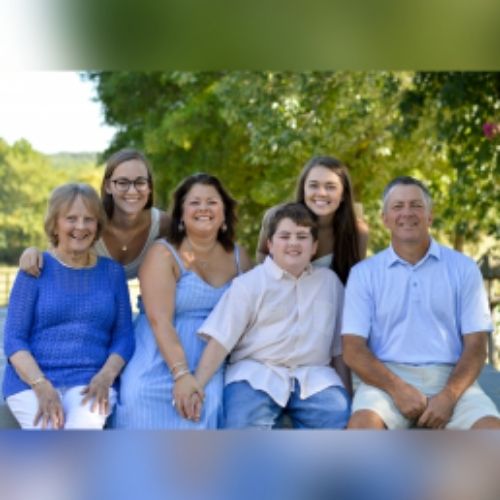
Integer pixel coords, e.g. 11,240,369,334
86,71,499,255
398,72,500,250
0,139,102,264
87,71,409,252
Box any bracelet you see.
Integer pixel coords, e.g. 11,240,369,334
171,361,188,373
173,368,190,381
30,376,46,388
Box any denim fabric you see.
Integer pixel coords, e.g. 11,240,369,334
223,380,351,429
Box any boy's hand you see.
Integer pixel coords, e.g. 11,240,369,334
173,373,204,420
186,392,204,422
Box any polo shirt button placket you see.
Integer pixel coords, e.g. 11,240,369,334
410,268,420,302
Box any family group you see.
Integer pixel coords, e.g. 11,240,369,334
3,149,499,430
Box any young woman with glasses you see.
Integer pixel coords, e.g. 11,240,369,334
19,149,170,280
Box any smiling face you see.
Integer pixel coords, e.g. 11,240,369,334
105,159,151,216
54,195,98,255
182,183,225,236
267,218,318,277
382,184,432,246
303,166,344,219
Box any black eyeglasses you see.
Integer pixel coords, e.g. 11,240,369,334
110,177,150,192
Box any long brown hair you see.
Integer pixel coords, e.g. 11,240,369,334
296,156,361,284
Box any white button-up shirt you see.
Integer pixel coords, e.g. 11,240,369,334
198,257,345,406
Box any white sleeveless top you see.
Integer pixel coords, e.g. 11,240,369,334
94,207,161,280
312,253,333,269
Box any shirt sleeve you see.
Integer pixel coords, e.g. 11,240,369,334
108,264,135,362
341,263,372,338
3,271,38,357
198,277,254,353
460,260,493,335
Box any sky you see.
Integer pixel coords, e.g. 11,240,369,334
0,72,117,154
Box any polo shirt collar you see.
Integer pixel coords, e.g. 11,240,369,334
263,255,314,280
387,238,441,268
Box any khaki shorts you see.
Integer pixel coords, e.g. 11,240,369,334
352,363,500,429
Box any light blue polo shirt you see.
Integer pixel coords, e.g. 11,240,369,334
341,239,493,365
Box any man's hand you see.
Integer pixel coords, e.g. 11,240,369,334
416,389,456,429
391,382,428,421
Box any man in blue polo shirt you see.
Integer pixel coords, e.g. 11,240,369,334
342,176,500,429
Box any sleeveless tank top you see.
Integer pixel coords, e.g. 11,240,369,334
94,207,161,280
160,239,242,278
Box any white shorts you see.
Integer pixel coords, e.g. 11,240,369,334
352,363,500,429
6,385,117,430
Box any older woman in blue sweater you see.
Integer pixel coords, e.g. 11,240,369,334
3,183,134,430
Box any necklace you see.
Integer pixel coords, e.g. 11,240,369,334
185,237,218,269
51,249,93,269
110,211,151,253
111,227,137,253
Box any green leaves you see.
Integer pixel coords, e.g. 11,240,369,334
87,71,499,255
0,140,102,264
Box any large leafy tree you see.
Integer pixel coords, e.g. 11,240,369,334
0,139,59,262
0,139,102,264
398,72,500,251
87,71,498,255
87,71,413,252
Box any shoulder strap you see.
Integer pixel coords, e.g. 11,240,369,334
148,207,161,242
93,236,112,258
157,239,186,273
234,244,242,275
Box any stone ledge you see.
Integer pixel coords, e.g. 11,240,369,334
0,402,19,429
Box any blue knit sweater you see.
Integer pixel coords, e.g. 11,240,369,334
3,252,135,398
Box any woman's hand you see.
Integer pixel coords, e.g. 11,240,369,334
80,371,114,415
189,392,204,422
173,373,205,421
19,247,43,277
33,381,64,429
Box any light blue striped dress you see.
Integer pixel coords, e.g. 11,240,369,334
114,240,241,429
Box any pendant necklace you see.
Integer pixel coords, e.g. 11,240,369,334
118,236,133,252
185,237,218,269
113,228,136,252
114,212,150,252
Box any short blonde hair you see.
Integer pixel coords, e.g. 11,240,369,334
44,183,106,247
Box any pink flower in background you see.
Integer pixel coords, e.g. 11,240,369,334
483,122,500,140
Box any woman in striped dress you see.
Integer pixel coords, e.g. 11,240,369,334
114,173,252,429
